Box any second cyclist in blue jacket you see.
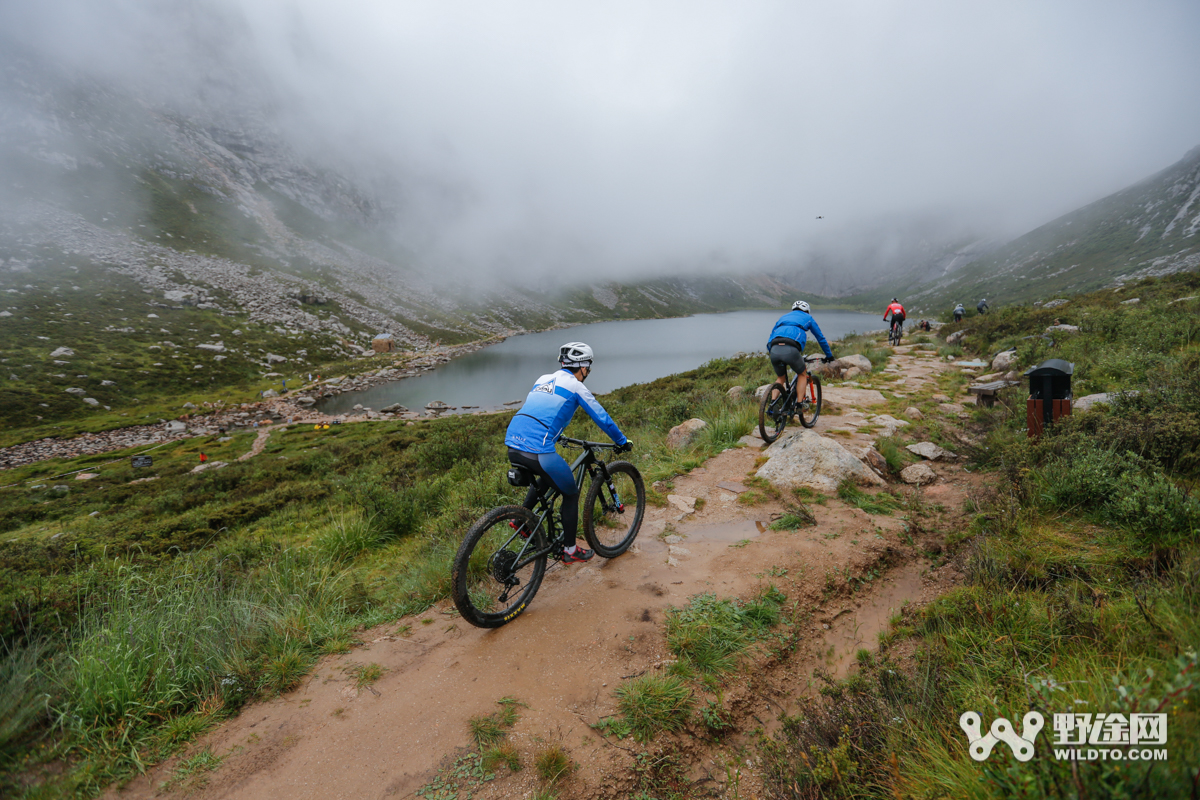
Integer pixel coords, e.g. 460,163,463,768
766,301,835,407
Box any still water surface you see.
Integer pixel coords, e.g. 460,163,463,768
317,309,880,415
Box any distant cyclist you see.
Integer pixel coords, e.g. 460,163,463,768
766,301,835,406
977,298,989,315
953,303,965,323
504,342,630,564
884,298,906,339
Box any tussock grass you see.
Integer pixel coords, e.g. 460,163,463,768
533,745,573,783
615,675,694,742
836,481,902,515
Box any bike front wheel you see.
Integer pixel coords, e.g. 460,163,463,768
758,384,791,444
799,375,822,428
582,461,646,558
451,505,547,628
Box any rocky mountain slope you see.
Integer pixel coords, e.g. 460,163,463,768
853,144,1200,312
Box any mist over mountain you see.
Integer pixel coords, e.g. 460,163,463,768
2,0,1199,336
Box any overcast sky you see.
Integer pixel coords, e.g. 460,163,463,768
6,0,1200,279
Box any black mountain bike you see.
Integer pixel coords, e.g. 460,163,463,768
758,354,824,444
450,436,646,628
888,319,904,346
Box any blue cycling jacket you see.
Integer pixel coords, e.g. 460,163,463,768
505,369,628,455
766,310,834,359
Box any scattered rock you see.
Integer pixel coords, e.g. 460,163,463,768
906,442,958,461
295,396,316,406
75,473,98,480
190,461,228,473
1074,392,1135,411
1120,297,1140,305
938,403,965,414
841,366,864,379
425,400,450,410
868,414,909,436
904,406,923,421
715,480,749,494
946,329,972,345
381,403,408,413
726,386,745,400
65,387,86,395
50,347,75,357
863,448,888,475
1046,324,1080,334
666,418,707,449
738,434,765,449
667,545,692,557
667,494,698,514
82,398,99,406
1043,299,1069,309
822,387,888,407
663,534,684,544
261,389,279,399
754,383,775,400
265,353,288,364
900,462,938,485
757,429,885,492
991,350,1018,372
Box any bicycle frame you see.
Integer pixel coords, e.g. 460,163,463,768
501,439,618,574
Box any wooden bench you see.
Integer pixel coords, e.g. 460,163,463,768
968,379,1020,407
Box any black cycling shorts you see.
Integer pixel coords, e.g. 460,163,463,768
768,343,806,379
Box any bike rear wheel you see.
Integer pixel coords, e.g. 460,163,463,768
798,375,822,428
582,461,646,557
758,384,792,444
451,505,547,628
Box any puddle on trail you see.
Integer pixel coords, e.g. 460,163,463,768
679,518,768,542
819,560,927,678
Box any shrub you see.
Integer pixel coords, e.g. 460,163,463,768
615,675,694,742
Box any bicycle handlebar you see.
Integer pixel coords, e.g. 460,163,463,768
557,436,620,449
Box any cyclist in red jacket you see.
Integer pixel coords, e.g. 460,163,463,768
884,298,906,340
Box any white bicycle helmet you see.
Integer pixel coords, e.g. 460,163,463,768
792,300,810,312
558,341,594,368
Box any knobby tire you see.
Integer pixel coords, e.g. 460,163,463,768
582,461,646,557
451,505,547,628
798,375,822,428
758,384,791,444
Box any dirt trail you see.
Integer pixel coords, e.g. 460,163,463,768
107,345,981,800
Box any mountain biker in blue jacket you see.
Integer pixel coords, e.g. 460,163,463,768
766,301,835,411
505,342,630,564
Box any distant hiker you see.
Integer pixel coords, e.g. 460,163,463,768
766,300,835,406
977,298,989,314
505,342,631,565
281,378,287,392
953,303,965,322
199,452,208,463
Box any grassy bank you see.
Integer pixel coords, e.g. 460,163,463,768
0,346,790,797
756,273,1200,798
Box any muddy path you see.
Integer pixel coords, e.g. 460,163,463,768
106,343,986,800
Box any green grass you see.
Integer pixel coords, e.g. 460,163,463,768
756,271,1200,799
614,675,695,743
533,745,574,783
836,480,902,515
468,698,521,748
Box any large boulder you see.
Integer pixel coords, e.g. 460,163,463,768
991,350,1018,372
667,418,708,449
757,429,885,493
946,329,972,345
50,347,75,358
726,385,745,401
755,383,775,399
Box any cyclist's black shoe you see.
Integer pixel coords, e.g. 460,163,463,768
561,546,594,564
